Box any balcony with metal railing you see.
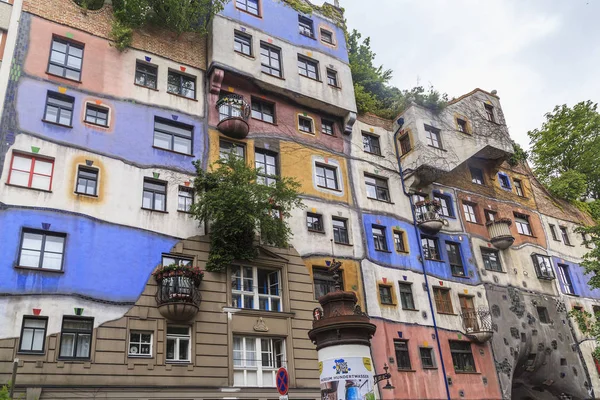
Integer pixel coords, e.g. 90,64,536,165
154,265,203,321
216,94,250,139
415,200,444,234
460,307,493,343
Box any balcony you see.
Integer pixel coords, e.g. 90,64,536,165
154,265,203,321
460,308,493,343
415,200,444,234
486,218,515,250
216,94,250,139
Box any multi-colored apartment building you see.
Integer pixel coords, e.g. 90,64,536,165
0,0,597,399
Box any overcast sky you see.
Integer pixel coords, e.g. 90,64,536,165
333,0,600,149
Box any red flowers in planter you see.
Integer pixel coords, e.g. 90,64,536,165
153,263,204,287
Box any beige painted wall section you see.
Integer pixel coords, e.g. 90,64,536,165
540,213,591,260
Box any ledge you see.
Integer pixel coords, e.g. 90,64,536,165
15,265,64,274
46,71,81,83
167,91,198,102
262,71,285,81
42,119,72,129
334,241,353,247
5,183,52,193
134,82,159,91
397,369,417,372
141,207,169,214
151,146,194,157
222,307,295,319
455,371,481,375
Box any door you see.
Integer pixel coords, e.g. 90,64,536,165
459,295,479,332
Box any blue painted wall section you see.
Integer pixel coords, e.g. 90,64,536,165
0,207,178,302
553,256,600,300
362,213,480,284
221,0,348,62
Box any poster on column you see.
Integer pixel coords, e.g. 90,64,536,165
319,356,375,400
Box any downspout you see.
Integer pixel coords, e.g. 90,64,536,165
393,122,452,400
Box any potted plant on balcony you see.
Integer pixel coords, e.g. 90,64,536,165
153,263,204,287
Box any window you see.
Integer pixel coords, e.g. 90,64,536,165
456,118,468,133
220,140,245,160
306,213,323,232
372,225,388,251
298,56,319,80
326,68,338,87
450,341,475,372
398,283,415,310
166,326,190,362
178,186,193,212
255,149,278,186
399,133,411,155
218,92,245,121
298,116,314,133
379,285,393,305
560,227,571,245
129,331,152,357
422,236,440,260
19,317,48,354
462,202,478,223
84,104,108,127
484,210,496,223
536,306,550,324
162,254,192,267
481,248,502,272
531,254,555,280
48,37,83,81
434,194,453,217
233,336,285,387
514,179,524,196
315,164,338,190
142,178,167,212
470,167,484,185
420,348,435,368
446,242,465,277
153,117,193,155
236,0,259,15
167,70,196,99
393,230,406,253
558,264,575,295
8,153,54,191
433,288,453,314
260,43,281,77
313,267,343,299
44,91,74,126
515,213,532,236
135,61,157,89
424,125,441,149
484,103,495,123
231,265,281,311
18,229,65,270
498,174,511,190
394,340,411,370
549,224,559,241
321,119,334,135
75,166,98,196
234,31,252,56
332,218,349,244
59,317,93,359
298,15,314,37
320,28,333,44
251,99,275,123
362,133,381,155
365,174,390,201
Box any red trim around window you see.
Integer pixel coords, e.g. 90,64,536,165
7,152,55,191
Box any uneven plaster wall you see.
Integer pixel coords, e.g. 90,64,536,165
553,256,600,299
541,213,591,260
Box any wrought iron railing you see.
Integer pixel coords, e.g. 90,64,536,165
414,201,442,223
216,94,250,122
460,308,492,333
156,276,201,306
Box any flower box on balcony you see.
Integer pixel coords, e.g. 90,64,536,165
216,95,250,139
153,264,204,287
154,264,203,321
414,200,444,234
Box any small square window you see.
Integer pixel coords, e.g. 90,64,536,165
484,210,496,222
399,133,411,155
8,153,55,191
321,119,334,135
236,0,259,16
326,68,338,87
420,347,436,368
76,166,98,196
320,29,334,44
44,91,74,127
456,118,468,133
59,317,93,359
234,31,252,56
470,167,484,185
135,61,157,89
362,133,381,155
306,212,323,232
394,340,411,370
48,37,83,81
379,285,393,305
298,55,319,80
129,331,153,357
153,117,193,155
298,116,314,133
372,225,388,252
393,230,406,253
365,174,390,201
298,15,314,37
531,254,555,280
424,125,442,149
178,186,194,212
332,217,349,244
142,178,167,212
166,325,191,362
315,163,338,190
251,98,275,123
18,228,66,270
167,70,196,99
85,104,109,127
481,248,502,272
537,306,550,324
498,174,511,190
219,139,245,160
19,316,48,354
313,267,344,299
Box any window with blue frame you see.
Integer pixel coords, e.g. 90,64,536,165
231,265,281,311
557,264,575,295
446,242,465,277
434,193,453,217
498,173,511,190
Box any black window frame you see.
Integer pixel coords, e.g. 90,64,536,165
315,163,338,190
372,225,388,252
306,212,324,233
481,248,502,272
43,91,75,127
251,98,276,124
449,340,476,372
298,15,314,38
549,224,559,241
84,104,109,127
484,103,495,123
320,28,334,44
424,124,442,149
58,316,94,360
531,253,555,280
236,0,260,16
420,347,436,369
297,55,319,80
421,236,441,261
47,36,84,81
18,228,67,271
298,115,314,133
142,177,167,212
18,316,49,354
255,148,278,186
536,306,550,323
332,217,349,245
393,230,407,253
75,166,99,196
484,210,497,222
514,179,524,196
362,132,381,155
456,118,468,133
398,282,415,310
134,60,158,89
446,242,465,277
167,70,196,100
177,186,194,213
560,226,571,245
260,42,282,77
153,117,194,156
234,31,253,56
313,267,344,299
394,340,412,370
470,167,484,185
399,133,411,155
321,119,334,135
379,284,394,305
364,174,390,202
326,68,338,87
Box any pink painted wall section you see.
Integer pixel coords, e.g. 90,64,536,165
371,320,502,400
209,73,346,154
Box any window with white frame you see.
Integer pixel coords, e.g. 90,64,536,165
231,266,281,312
19,317,48,354
233,336,285,387
531,254,555,280
434,194,453,217
462,202,477,223
128,331,152,357
424,125,441,149
219,139,245,160
166,325,190,362
178,186,194,212
315,163,338,190
162,254,193,267
514,213,532,236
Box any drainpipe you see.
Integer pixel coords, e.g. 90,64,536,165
393,122,452,400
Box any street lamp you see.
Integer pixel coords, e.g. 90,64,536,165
373,363,395,390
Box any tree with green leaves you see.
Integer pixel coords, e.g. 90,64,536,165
190,154,303,272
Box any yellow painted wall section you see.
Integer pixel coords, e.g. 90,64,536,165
494,168,537,209
207,129,256,169
67,155,106,204
304,257,365,310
